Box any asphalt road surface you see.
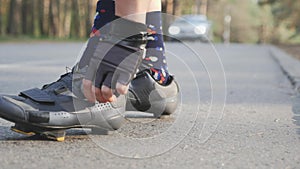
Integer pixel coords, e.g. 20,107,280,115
0,42,299,169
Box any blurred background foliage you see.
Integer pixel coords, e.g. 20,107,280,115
0,0,299,43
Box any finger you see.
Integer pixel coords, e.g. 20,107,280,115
117,71,132,87
94,68,104,88
102,73,114,89
82,79,96,103
101,73,115,102
116,82,129,95
116,71,132,94
95,87,106,103
101,85,115,102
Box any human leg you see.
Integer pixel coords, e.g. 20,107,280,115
125,0,179,117
79,0,179,116
89,0,170,85
90,0,115,37
143,1,170,85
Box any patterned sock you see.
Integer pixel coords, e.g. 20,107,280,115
143,11,170,85
91,0,115,35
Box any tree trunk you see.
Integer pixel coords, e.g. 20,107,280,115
64,1,72,38
43,0,50,36
195,0,201,14
37,0,44,36
49,0,59,37
28,0,34,35
166,0,174,15
86,0,95,36
77,0,87,38
21,0,34,35
200,0,208,15
161,0,167,13
29,0,38,37
7,0,22,35
58,0,66,38
21,0,28,34
173,0,181,16
0,0,3,35
7,0,14,34
70,0,80,38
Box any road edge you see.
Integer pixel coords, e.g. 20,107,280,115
269,45,300,93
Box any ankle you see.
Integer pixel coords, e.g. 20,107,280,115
110,17,147,39
149,68,170,85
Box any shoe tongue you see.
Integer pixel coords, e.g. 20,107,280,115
42,73,72,92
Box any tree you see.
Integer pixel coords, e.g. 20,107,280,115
7,0,22,35
258,0,300,43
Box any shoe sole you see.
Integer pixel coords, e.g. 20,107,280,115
10,114,124,142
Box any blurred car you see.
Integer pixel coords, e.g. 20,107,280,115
168,15,213,42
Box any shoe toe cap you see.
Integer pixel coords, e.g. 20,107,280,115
0,95,26,123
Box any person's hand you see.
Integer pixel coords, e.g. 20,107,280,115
82,41,142,103
83,79,128,103
83,19,147,103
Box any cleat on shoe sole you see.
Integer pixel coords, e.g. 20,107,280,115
41,130,66,142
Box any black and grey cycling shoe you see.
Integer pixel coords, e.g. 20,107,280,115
0,73,126,141
126,70,179,118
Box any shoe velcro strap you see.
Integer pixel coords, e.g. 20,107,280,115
20,88,55,104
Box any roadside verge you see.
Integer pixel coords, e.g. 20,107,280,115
269,45,300,93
